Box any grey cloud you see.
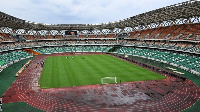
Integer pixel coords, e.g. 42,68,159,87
0,0,187,24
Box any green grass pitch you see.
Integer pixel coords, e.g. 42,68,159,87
39,54,166,88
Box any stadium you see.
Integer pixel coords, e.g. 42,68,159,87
0,0,200,111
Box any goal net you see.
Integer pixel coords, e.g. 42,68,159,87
101,77,117,84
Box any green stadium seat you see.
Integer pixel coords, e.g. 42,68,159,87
116,47,200,75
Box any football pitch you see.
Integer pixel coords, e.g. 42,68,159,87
39,54,166,88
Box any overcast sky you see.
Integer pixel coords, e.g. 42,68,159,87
0,0,187,24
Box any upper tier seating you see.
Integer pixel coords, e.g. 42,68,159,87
127,23,200,40
124,40,200,53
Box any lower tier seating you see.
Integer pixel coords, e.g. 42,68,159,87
116,47,200,76
0,50,31,67
33,46,112,54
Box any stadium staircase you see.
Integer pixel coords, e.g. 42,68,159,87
23,49,41,55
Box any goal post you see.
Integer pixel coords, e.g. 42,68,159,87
101,77,117,84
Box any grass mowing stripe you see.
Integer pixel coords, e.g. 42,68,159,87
95,55,159,82
86,56,110,82
62,56,75,87
90,55,117,79
91,55,115,76
56,57,63,87
72,55,106,85
102,55,137,74
74,58,88,85
95,55,125,77
62,56,72,86
99,55,130,75
78,57,99,85
70,57,83,86
39,55,166,88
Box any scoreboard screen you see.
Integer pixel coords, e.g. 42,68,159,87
118,33,128,40
65,31,78,35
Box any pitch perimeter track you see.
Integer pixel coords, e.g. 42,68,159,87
2,52,200,112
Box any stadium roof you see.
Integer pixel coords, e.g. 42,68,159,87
0,0,200,31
